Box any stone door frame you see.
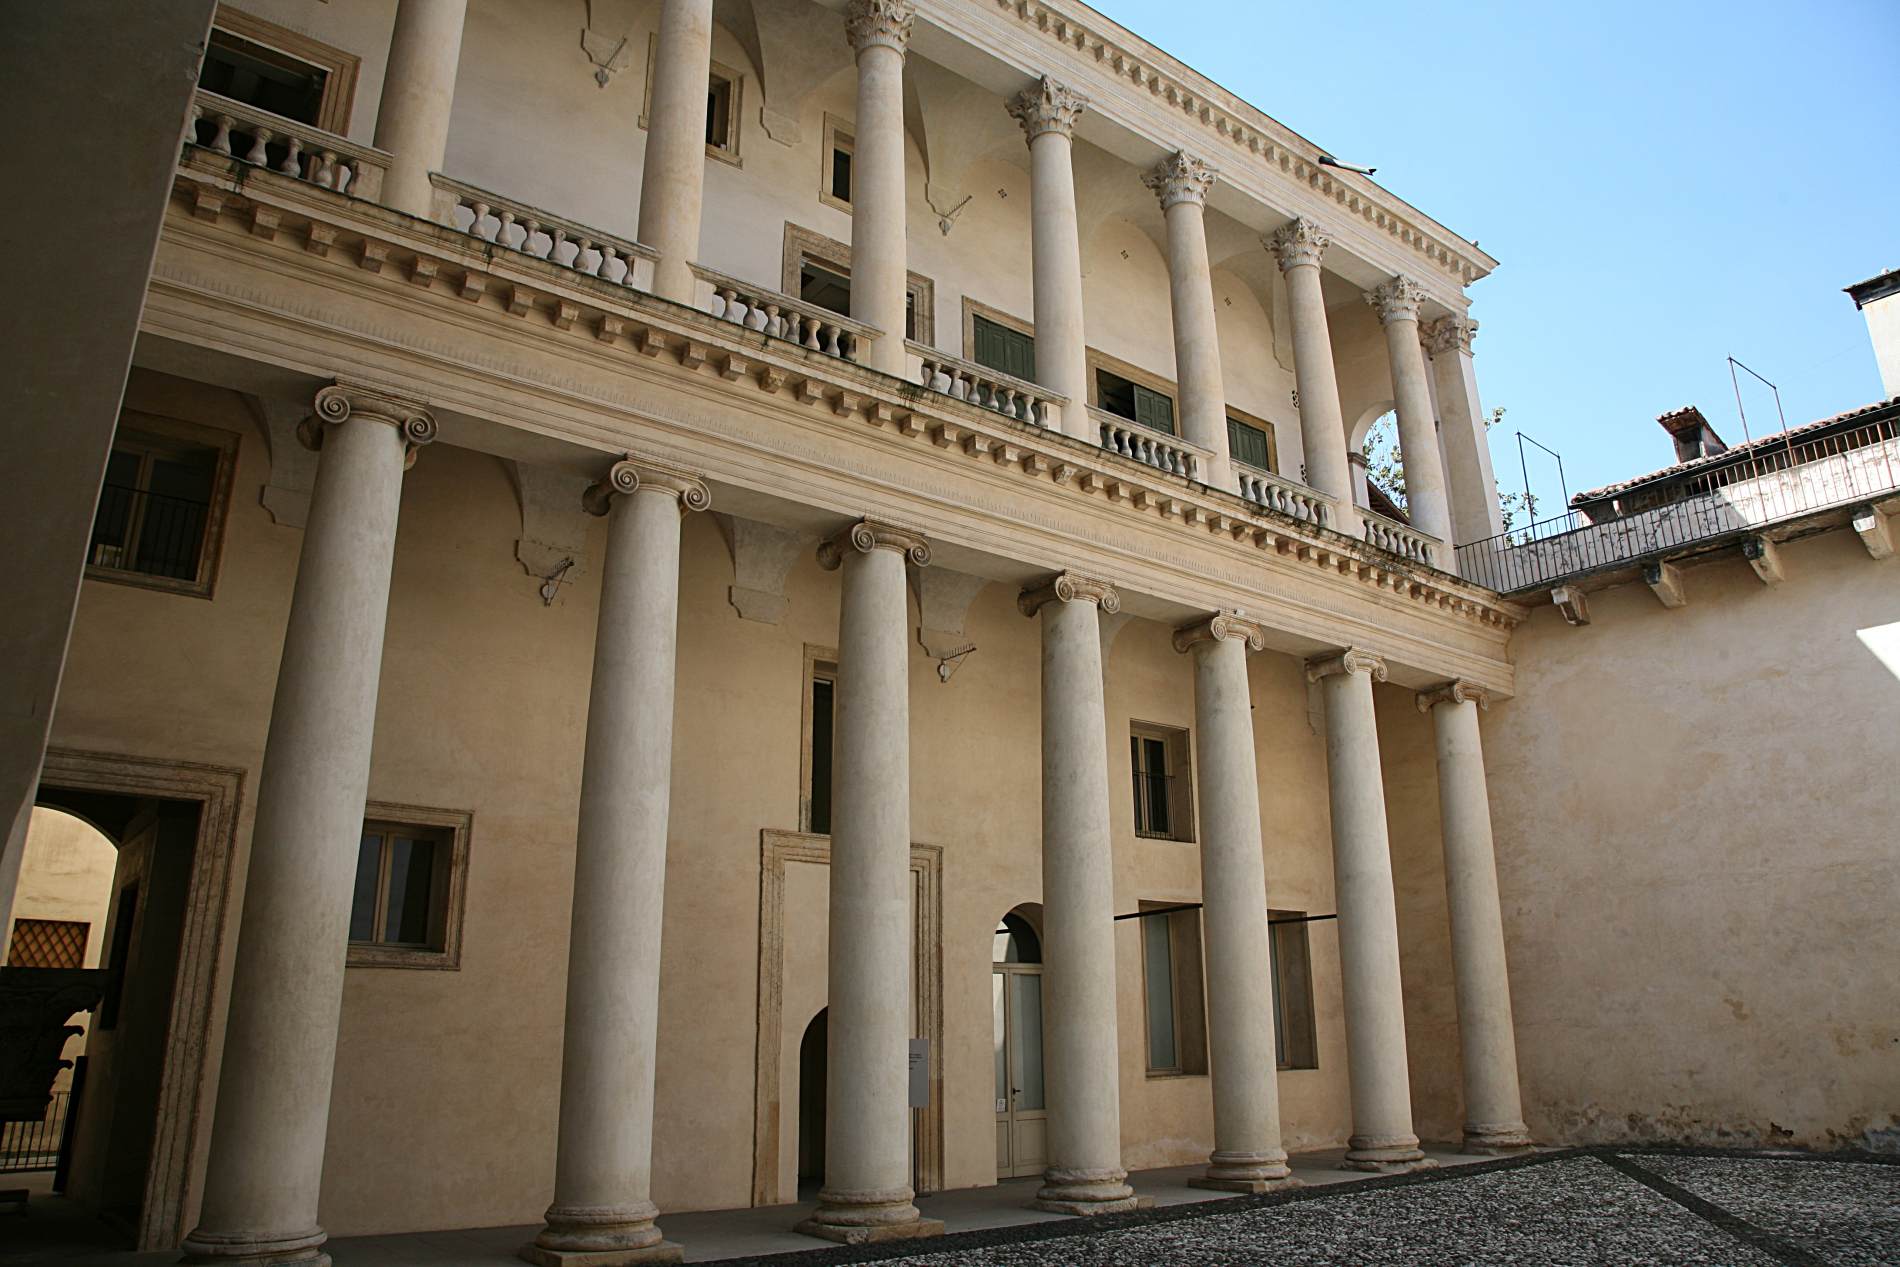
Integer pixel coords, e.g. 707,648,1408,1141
36,747,245,1251
751,829,943,1206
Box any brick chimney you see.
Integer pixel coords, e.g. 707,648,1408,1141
1657,406,1728,464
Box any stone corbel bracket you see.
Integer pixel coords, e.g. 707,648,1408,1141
715,513,808,624
244,393,321,528
909,567,990,667
508,459,593,586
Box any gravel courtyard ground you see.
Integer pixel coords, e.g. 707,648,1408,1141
741,1149,1900,1267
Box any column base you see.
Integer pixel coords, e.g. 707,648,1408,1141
1462,1122,1536,1155
522,1202,677,1266
180,1226,330,1266
1190,1149,1301,1194
1031,1166,1143,1216
518,1245,682,1267
1342,1133,1435,1173
794,1185,942,1245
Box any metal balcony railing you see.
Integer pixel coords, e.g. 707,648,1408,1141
1455,415,1900,593
88,485,211,583
1,1091,68,1174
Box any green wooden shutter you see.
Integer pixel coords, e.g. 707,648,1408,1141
1133,384,1175,435
973,315,1035,380
1228,417,1271,470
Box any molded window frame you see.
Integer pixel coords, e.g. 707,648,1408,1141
640,36,744,167
1129,721,1194,844
781,223,934,345
85,410,239,602
1138,900,1208,1077
346,801,472,971
800,645,839,835
207,4,360,134
820,114,855,213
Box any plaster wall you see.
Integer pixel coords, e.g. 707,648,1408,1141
1483,529,1900,1152
1861,293,1900,400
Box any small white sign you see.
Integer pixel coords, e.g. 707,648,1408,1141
908,1038,930,1107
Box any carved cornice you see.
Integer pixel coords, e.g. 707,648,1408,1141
1143,151,1216,211
1172,609,1266,653
1007,76,1089,143
1018,571,1120,617
298,379,436,456
844,0,915,55
1417,679,1489,711
816,518,931,569
1422,315,1478,357
581,454,712,517
1366,275,1427,325
1266,217,1329,273
1305,647,1388,683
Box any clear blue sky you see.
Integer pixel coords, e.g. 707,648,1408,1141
1093,0,1899,510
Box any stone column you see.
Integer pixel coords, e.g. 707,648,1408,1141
1348,451,1373,510
797,522,943,1246
523,458,709,1267
1173,613,1296,1193
844,1,914,377
1423,316,1505,545
1367,276,1454,547
638,0,714,302
374,0,469,219
1305,648,1428,1172
1019,574,1139,1215
1008,78,1094,443
1417,681,1533,1155
182,383,434,1267
1267,218,1358,535
1143,152,1235,492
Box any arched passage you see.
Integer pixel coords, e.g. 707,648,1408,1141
796,1007,827,1194
991,904,1046,1180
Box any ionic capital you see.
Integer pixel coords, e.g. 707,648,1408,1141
844,0,915,55
1422,315,1478,357
1265,217,1329,272
1417,679,1490,712
1305,647,1388,683
1366,275,1427,325
1172,609,1266,654
581,454,712,517
1143,150,1217,211
816,518,931,570
1018,571,1120,618
1007,76,1088,143
299,380,436,459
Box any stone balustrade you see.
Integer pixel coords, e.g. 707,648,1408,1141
909,344,1061,428
1362,508,1438,566
431,175,656,292
691,266,876,363
187,89,388,202
1093,408,1211,482
1233,464,1336,528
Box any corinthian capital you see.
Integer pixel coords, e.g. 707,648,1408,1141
1172,609,1266,654
1366,275,1427,325
1417,679,1490,712
1422,315,1478,357
844,0,915,55
299,379,437,457
816,518,931,569
1305,647,1388,683
582,454,712,516
1018,571,1120,618
1265,217,1329,272
1143,151,1217,210
1007,76,1088,143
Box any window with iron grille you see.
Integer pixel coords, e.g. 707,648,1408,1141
86,413,237,599
1130,723,1193,842
5,918,89,969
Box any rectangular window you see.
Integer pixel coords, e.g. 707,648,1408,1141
972,314,1036,381
347,805,470,969
1228,416,1273,471
1097,368,1175,435
821,117,854,211
803,657,838,834
1269,910,1319,1070
5,918,89,969
1130,723,1193,842
86,414,237,599
784,225,931,343
706,71,736,152
197,5,359,134
1140,902,1207,1075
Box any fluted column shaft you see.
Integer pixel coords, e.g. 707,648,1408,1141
638,0,713,302
526,460,708,1267
845,2,914,376
1176,615,1295,1193
374,0,469,219
1020,575,1137,1215
797,522,941,1245
1009,79,1093,442
1368,277,1453,546
1146,154,1235,490
1268,219,1358,535
184,385,433,1266
1420,685,1532,1154
1307,650,1427,1172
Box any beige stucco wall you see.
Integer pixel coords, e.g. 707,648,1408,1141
5,808,119,1095
1484,527,1900,1152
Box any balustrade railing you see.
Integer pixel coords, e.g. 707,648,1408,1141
1233,464,1335,528
910,344,1060,428
691,266,875,363
431,175,656,292
1361,508,1437,566
1093,408,1210,482
186,89,388,202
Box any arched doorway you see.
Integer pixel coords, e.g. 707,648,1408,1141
993,907,1046,1179
796,1008,827,1195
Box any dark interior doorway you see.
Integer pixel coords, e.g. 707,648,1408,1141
797,1008,828,1195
